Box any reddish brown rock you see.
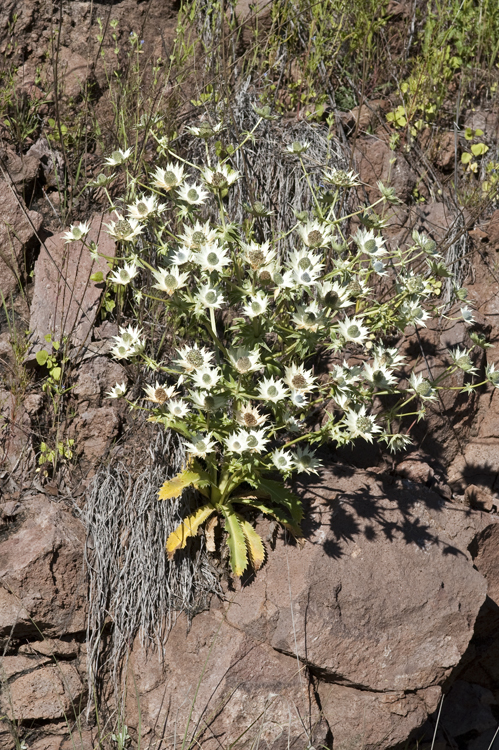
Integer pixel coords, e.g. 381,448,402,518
0,494,86,638
19,638,79,659
27,214,115,360
73,406,121,462
0,178,43,298
342,99,390,133
0,654,50,680
73,357,127,409
354,136,417,202
471,522,499,605
0,389,34,479
1,663,84,721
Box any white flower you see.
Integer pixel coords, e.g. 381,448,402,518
128,194,163,220
363,362,397,389
354,228,386,257
193,241,231,273
170,245,193,265
409,372,437,400
179,221,218,249
372,259,388,276
152,163,185,191
111,325,144,359
186,121,223,138
245,428,269,453
175,345,214,372
227,347,261,374
104,147,132,166
399,301,430,327
195,284,225,309
241,241,276,269
287,247,324,275
192,366,221,390
225,431,250,454
110,340,135,360
144,382,177,404
461,306,475,325
272,449,295,472
184,433,216,457
486,362,499,388
167,399,190,418
322,168,360,188
284,364,316,393
382,433,414,453
331,360,362,392
190,390,227,411
257,376,289,403
285,141,310,154
290,390,308,407
337,316,370,345
344,406,382,442
243,291,269,318
292,302,325,332
297,220,334,249
105,214,143,242
151,265,189,295
202,162,240,190
63,222,90,243
177,182,209,205
294,446,321,474
372,345,405,370
108,261,139,285
271,268,295,290
106,382,127,399
235,403,267,427
449,347,477,374
316,281,351,310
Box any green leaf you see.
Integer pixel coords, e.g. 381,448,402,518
256,478,304,525
234,496,303,539
222,505,248,576
90,271,104,282
158,460,211,500
461,152,472,164
471,142,488,156
51,366,62,381
166,504,216,559
36,350,49,366
238,516,266,571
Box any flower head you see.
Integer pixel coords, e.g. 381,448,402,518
284,364,316,393
235,403,267,427
241,241,275,270
297,220,334,249
192,366,222,391
363,362,397,390
337,316,370,345
316,281,351,311
449,347,477,374
193,241,231,273
152,163,184,191
170,245,193,265
195,284,225,309
108,261,139,286
486,362,499,388
104,147,132,166
344,406,382,442
257,376,289,403
184,433,216,457
106,382,127,399
294,446,321,474
286,141,310,155
461,306,475,326
106,214,143,242
272,448,295,472
202,163,240,191
225,431,250,454
187,121,223,139
227,347,261,374
243,291,269,318
63,222,90,243
167,399,190,419
292,301,325,332
128,194,164,220
322,168,360,188
144,382,177,403
151,265,189,295
190,390,227,411
354,228,386,257
179,221,218,249
409,372,436,400
177,182,209,206
175,345,214,372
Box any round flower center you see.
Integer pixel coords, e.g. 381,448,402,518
172,405,183,415
347,325,361,339
96,173,107,185
211,172,227,188
198,123,213,138
259,269,271,282
195,440,207,452
302,312,317,326
122,332,133,344
115,219,133,239
412,307,424,320
111,150,123,163
300,455,311,468
155,387,167,403
489,371,499,386
207,252,219,266
137,201,148,215
356,416,371,433
379,352,393,367
247,435,258,448
276,455,287,467
364,239,377,254
372,370,384,385
456,356,471,370
248,250,265,267
425,240,437,254
117,345,127,356
236,356,251,373
300,271,312,284
325,291,339,307
350,281,362,296
119,270,131,282
202,373,212,385
417,380,432,397
251,301,262,314
232,440,242,451
273,272,284,286
204,395,215,409
164,274,178,290
192,231,206,245
407,277,424,293
186,350,204,368
252,202,266,216
205,291,217,304
298,257,311,270
243,413,257,426
307,230,323,247
72,227,83,240
292,374,307,389
163,170,177,186
187,189,199,202
267,385,278,397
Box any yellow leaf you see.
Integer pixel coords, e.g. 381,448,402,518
238,517,266,571
166,504,216,559
222,506,248,577
158,460,211,500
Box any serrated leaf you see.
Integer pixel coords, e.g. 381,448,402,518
238,516,266,571
222,505,248,577
166,504,216,559
158,460,211,500
234,496,303,539
255,478,304,525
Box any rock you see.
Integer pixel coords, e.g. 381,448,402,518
470,522,499,605
318,682,436,750
0,145,41,196
73,406,121,462
485,209,499,252
24,138,65,191
27,214,115,361
465,484,496,512
0,494,86,639
0,654,50,679
395,456,435,485
128,612,329,750
440,680,497,739
0,178,43,299
19,638,79,659
1,663,84,721
50,47,90,100
434,131,456,170
73,357,127,408
354,136,417,203
342,99,390,133
0,389,34,479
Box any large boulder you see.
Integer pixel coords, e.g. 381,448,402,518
0,178,42,299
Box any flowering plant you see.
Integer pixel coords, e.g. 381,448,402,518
78,119,495,576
